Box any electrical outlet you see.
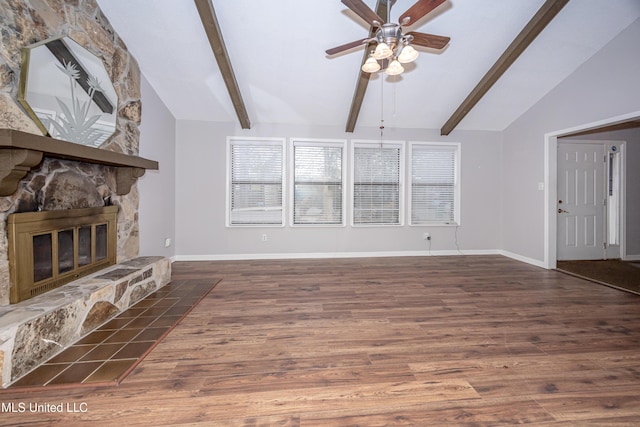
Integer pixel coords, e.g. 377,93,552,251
164,238,171,248
261,234,268,242
423,233,431,241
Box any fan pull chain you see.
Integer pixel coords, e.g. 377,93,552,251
380,76,385,141
393,75,397,117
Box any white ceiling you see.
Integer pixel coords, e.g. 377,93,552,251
96,0,640,132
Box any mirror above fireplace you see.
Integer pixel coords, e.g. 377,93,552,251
17,36,117,147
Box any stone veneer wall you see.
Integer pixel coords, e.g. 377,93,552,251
0,0,143,306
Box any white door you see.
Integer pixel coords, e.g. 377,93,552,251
557,142,606,260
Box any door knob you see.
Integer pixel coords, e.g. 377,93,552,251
558,208,569,214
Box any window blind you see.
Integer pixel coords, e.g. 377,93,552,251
353,145,401,225
229,142,283,225
411,144,457,224
293,144,343,225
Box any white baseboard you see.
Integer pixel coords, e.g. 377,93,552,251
499,250,546,268
623,254,640,261
174,249,506,262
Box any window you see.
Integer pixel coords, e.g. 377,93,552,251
227,138,285,226
352,141,404,225
410,142,460,225
292,139,345,226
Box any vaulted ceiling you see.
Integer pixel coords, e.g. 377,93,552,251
96,0,640,134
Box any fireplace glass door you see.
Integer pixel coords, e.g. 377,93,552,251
29,221,112,286
33,233,53,282
78,226,92,267
58,229,74,275
95,224,107,261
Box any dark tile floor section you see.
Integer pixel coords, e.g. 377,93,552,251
8,278,220,389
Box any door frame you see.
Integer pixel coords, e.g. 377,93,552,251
556,139,624,261
544,110,640,269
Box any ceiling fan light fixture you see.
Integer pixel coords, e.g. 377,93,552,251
385,59,404,76
362,56,381,73
398,44,418,64
372,42,393,60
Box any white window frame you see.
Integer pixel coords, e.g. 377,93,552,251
289,138,347,227
408,141,461,226
226,137,286,227
350,140,405,227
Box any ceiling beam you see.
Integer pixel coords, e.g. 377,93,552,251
440,0,569,136
194,0,250,129
345,0,388,133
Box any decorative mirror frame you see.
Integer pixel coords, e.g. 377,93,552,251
17,35,118,147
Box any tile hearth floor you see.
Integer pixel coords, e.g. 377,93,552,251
6,277,220,390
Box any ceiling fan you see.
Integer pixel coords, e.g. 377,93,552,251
326,0,450,75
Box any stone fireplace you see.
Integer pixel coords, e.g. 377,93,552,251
0,1,171,387
0,128,159,305
0,0,147,306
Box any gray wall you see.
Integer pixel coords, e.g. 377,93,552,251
174,121,503,259
138,75,177,259
625,132,640,256
502,18,640,263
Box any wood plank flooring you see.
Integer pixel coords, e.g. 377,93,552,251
1,255,639,426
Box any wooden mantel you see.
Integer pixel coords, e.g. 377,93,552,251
0,128,158,196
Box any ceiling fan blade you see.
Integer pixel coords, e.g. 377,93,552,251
341,0,385,27
326,38,370,55
405,31,450,49
399,0,446,26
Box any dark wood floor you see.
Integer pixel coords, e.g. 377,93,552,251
2,255,640,426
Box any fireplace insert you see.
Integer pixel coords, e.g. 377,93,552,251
7,206,117,303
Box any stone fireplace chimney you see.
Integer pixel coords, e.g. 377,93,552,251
0,0,144,306
0,1,171,387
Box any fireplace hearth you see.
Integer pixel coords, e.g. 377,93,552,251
8,206,117,303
